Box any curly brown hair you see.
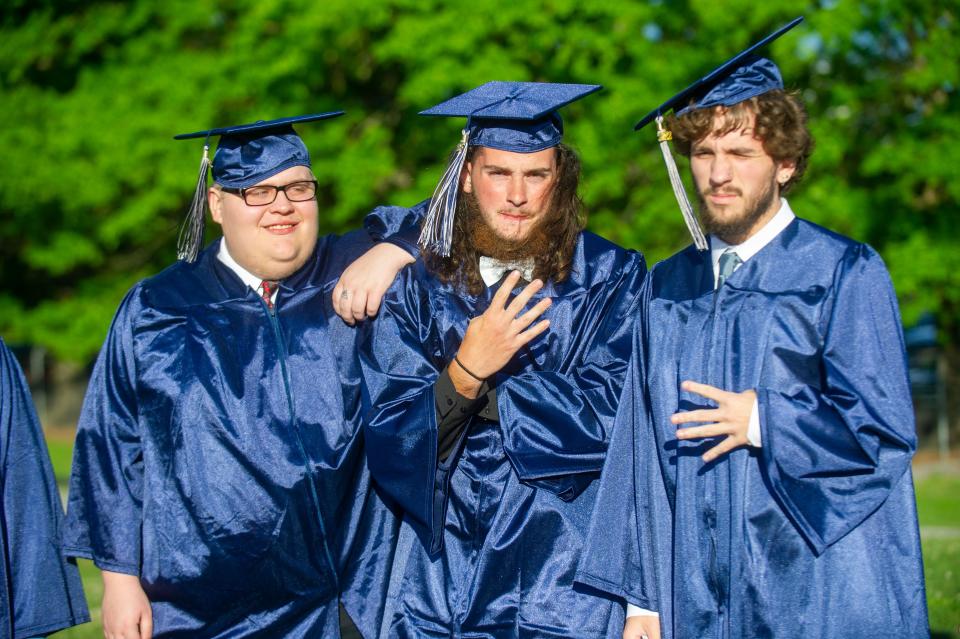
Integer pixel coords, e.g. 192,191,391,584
667,89,814,193
425,143,585,295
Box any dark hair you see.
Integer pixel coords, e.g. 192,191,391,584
667,89,814,192
425,143,585,295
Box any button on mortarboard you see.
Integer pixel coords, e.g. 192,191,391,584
173,111,344,263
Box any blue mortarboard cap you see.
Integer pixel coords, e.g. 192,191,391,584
173,111,343,262
174,112,343,188
418,81,600,256
635,16,803,130
420,81,600,153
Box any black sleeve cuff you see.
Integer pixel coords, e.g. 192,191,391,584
435,366,491,462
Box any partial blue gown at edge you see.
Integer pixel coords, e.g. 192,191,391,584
63,213,419,638
360,206,647,638
0,338,90,639
577,217,929,639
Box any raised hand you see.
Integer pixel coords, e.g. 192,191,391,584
672,380,756,463
450,271,552,398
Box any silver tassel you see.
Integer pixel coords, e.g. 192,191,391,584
656,116,708,251
419,128,470,257
177,143,210,262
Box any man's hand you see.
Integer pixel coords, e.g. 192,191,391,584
333,243,416,325
451,271,551,398
102,570,152,639
672,380,756,463
623,614,661,639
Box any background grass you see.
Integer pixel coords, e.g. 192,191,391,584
45,438,960,638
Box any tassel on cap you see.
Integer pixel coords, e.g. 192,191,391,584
656,117,708,251
418,127,470,257
177,143,210,262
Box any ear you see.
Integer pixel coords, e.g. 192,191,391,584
208,187,224,225
461,162,474,194
776,158,797,187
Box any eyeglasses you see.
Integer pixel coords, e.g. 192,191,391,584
222,179,318,206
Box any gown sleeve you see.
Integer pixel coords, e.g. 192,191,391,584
0,340,90,637
496,256,647,499
359,268,452,554
757,244,917,554
575,277,673,618
363,199,429,257
62,287,145,575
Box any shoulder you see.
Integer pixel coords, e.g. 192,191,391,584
789,218,889,282
574,231,647,286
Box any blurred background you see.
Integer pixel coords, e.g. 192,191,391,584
1,0,957,636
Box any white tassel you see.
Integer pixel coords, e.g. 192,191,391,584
177,144,210,262
656,116,708,251
419,128,470,257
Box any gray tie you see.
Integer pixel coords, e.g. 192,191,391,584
716,249,742,289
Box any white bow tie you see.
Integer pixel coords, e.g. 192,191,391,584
478,256,535,287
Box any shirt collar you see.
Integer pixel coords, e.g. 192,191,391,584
478,256,536,287
710,198,795,275
216,238,274,298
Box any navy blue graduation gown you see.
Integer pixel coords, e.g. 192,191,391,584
63,222,417,637
360,229,647,638
0,339,89,639
578,218,928,638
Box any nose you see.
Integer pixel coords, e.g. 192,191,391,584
269,189,296,214
709,155,732,189
506,175,528,208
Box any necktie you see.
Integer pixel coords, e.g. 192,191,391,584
716,249,742,289
259,280,278,312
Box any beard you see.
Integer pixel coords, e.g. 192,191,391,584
697,175,778,245
462,191,555,261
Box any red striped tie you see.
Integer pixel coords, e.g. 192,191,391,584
259,280,278,311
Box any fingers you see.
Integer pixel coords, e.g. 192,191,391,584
365,289,384,318
681,380,728,402
675,424,724,440
514,297,552,331
491,270,523,307
702,434,747,463
670,408,719,425
333,286,355,325
350,290,369,323
140,609,153,639
505,278,544,316
516,319,550,346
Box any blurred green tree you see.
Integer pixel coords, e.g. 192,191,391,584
0,0,957,375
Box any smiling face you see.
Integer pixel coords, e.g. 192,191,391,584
208,164,319,280
462,146,558,247
689,109,796,245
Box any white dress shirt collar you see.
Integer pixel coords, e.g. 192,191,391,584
216,238,277,302
710,198,796,286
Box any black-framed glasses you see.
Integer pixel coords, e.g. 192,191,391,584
222,179,318,206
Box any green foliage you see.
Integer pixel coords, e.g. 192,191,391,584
1,0,958,361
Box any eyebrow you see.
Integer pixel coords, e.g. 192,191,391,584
483,164,554,175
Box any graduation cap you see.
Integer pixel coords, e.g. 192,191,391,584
173,111,344,262
418,81,601,257
635,16,804,251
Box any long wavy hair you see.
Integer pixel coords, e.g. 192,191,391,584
667,89,814,193
424,143,585,295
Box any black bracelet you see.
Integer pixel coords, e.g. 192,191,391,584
453,355,485,382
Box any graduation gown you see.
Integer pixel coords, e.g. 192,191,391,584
360,229,647,638
577,218,928,638
0,339,89,639
64,220,417,638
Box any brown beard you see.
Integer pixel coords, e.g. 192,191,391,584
696,174,777,245
463,192,555,262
